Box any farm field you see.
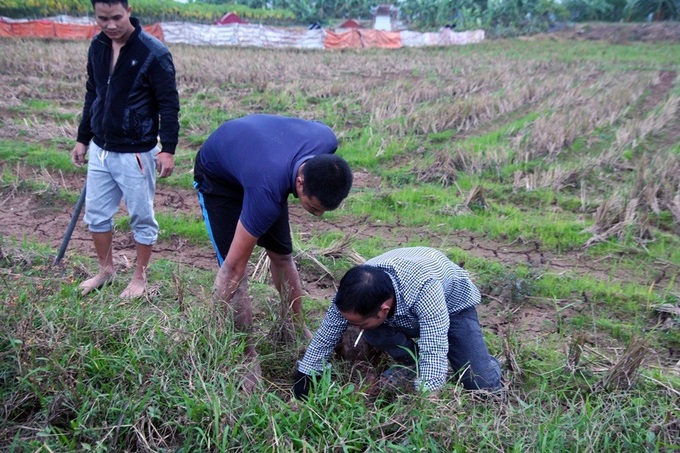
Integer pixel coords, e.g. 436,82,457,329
1,27,679,451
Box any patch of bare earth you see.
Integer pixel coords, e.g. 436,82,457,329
2,167,678,371
540,22,680,43
1,60,679,372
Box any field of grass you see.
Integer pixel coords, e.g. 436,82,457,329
1,31,679,451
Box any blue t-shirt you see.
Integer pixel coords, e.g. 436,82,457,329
198,114,338,237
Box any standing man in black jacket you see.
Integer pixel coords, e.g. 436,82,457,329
71,0,180,299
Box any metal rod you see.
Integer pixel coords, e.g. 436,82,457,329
54,184,86,265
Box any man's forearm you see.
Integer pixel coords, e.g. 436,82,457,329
213,263,255,337
213,264,245,304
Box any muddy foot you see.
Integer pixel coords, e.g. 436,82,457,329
79,271,115,296
241,359,262,395
119,278,146,299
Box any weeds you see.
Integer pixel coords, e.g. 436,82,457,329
0,35,679,451
2,235,679,450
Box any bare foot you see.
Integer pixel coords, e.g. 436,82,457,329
119,278,146,299
79,271,115,295
241,359,262,395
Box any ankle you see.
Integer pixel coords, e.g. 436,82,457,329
132,265,148,281
98,266,115,276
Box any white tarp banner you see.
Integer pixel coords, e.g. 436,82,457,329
161,22,325,49
161,22,483,49
401,29,485,47
4,16,484,49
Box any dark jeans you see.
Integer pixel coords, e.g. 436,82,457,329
362,306,501,390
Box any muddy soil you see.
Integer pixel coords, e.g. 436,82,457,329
2,168,677,370
2,169,672,295
1,23,678,372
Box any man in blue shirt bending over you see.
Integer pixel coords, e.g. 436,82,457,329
194,114,353,392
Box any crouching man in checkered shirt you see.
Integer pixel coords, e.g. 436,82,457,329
294,246,501,399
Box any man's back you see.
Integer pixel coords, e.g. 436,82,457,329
198,114,338,187
197,114,339,237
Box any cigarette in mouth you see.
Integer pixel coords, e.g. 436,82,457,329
353,329,364,348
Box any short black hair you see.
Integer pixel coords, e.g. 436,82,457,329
92,0,128,8
335,265,394,316
301,154,352,210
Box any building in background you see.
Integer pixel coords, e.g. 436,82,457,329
338,18,362,29
371,4,399,31
215,12,247,25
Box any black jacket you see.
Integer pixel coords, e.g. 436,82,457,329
76,17,180,154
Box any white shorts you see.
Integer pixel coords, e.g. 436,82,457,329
83,142,159,245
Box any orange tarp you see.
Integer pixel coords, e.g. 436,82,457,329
359,29,402,48
13,20,55,38
324,29,362,49
0,18,164,41
324,28,402,49
0,20,12,38
54,22,97,40
143,23,164,41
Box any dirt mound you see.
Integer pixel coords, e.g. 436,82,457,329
545,22,680,43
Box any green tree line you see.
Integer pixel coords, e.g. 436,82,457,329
0,0,295,25
196,0,679,30
0,0,677,32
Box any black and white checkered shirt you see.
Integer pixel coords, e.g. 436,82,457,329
298,246,481,391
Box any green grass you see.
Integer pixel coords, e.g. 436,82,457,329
0,140,74,171
2,236,679,451
473,39,680,67
156,212,208,245
1,34,679,451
